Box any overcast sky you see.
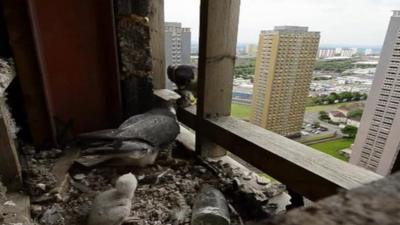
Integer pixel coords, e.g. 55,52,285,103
165,0,399,47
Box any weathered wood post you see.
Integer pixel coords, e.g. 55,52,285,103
196,0,241,157
149,0,166,89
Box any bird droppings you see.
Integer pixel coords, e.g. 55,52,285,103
3,200,16,207
73,174,86,181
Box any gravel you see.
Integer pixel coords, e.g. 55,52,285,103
22,146,280,225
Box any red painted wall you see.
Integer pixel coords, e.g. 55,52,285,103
28,0,121,135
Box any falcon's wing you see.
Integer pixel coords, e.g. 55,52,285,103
116,114,180,146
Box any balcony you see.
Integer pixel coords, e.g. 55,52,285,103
0,0,399,225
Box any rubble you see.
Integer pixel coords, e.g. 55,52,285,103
40,204,65,225
0,58,15,96
205,156,289,219
18,143,288,225
23,157,57,197
31,204,44,217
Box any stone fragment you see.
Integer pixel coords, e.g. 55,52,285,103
40,205,65,225
3,200,16,206
31,204,43,217
36,183,46,191
73,173,86,181
256,176,270,186
70,180,91,193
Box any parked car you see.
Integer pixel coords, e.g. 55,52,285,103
319,126,328,131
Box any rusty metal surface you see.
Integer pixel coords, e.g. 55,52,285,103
27,0,122,134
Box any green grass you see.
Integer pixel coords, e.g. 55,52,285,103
305,101,365,113
305,103,345,112
231,103,251,120
308,139,354,161
298,132,336,144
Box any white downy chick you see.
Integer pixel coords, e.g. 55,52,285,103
88,173,138,225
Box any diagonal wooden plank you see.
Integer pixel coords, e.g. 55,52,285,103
177,107,382,200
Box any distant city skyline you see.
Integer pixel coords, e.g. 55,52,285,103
165,0,399,47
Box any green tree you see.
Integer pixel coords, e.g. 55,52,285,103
319,111,330,120
314,59,354,73
352,92,361,101
312,96,323,105
360,93,368,100
341,125,358,138
234,61,256,79
324,94,337,104
348,109,363,119
338,92,353,101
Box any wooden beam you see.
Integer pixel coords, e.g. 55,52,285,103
149,0,166,89
177,107,382,200
50,148,80,198
196,0,240,157
263,172,400,225
177,105,197,130
203,116,382,200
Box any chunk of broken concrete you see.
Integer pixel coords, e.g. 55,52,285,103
87,173,138,225
73,173,86,181
191,185,230,225
40,205,65,225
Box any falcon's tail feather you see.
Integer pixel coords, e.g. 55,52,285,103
82,146,117,155
78,129,119,140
